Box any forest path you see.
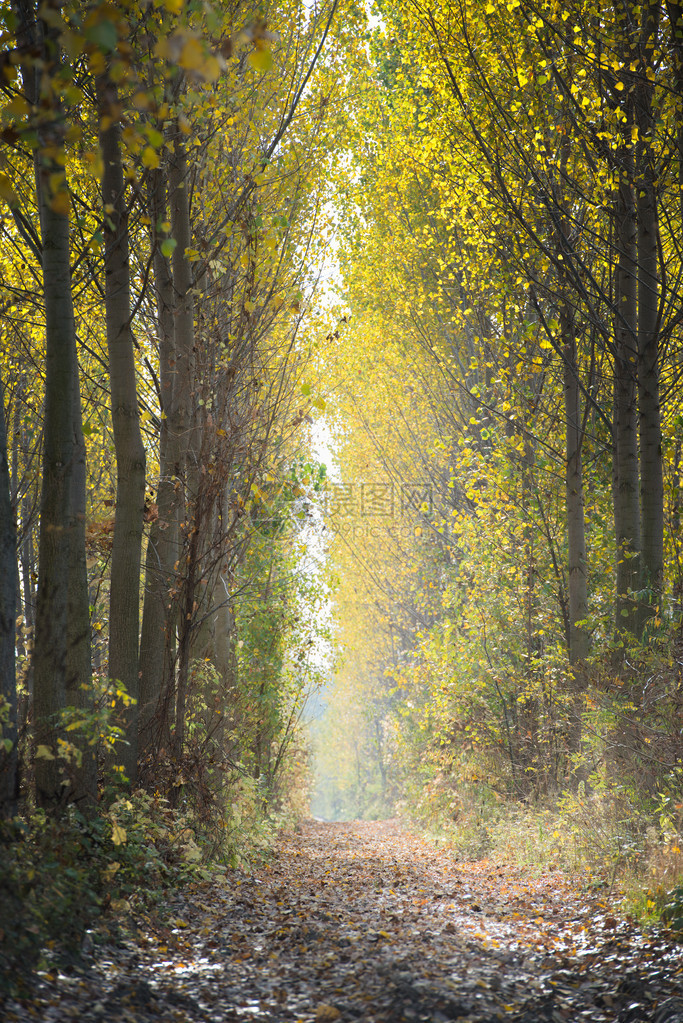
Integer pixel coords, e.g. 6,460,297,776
5,818,683,1022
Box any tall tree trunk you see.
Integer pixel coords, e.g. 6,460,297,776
66,367,96,802
563,312,590,775
138,135,194,771
668,0,683,230
32,190,87,806
667,0,683,619
138,167,176,764
19,479,36,731
564,328,589,664
554,119,590,670
0,373,18,818
99,76,146,785
613,97,641,639
21,0,95,808
636,1,664,623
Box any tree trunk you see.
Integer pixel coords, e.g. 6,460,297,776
613,109,641,639
138,136,194,772
636,1,664,623
25,0,95,808
563,312,590,776
32,191,89,806
99,75,146,785
66,367,96,804
667,0,683,620
564,329,589,664
0,373,18,818
138,167,177,764
553,117,590,670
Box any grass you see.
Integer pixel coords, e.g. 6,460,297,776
404,777,683,930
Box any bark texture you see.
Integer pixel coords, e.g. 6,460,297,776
24,0,95,807
138,167,177,761
636,1,664,622
99,76,146,783
138,136,194,771
613,113,641,638
0,374,18,817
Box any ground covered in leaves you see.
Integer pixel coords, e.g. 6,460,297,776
4,819,683,1022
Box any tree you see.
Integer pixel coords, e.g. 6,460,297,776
13,0,95,808
0,371,18,817
99,69,146,783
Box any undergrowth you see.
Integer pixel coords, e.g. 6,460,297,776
399,638,683,936
0,779,294,996
0,663,313,995
404,774,683,933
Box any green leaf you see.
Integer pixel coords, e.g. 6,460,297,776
145,126,164,148
161,237,177,258
36,744,55,760
85,19,118,53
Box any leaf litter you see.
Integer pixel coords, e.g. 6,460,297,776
3,818,683,1022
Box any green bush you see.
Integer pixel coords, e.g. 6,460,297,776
0,811,103,991
0,792,216,995
662,884,683,932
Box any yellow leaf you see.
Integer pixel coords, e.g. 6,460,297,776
111,822,127,845
103,861,120,882
142,146,160,169
36,744,55,760
50,188,71,216
203,56,221,82
88,50,106,75
179,37,205,72
315,1006,341,1022
4,95,30,118
248,46,273,73
48,171,66,194
153,36,170,60
0,173,18,206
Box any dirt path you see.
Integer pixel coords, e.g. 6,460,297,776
3,819,683,1021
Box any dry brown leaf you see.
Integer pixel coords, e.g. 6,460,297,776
315,1003,342,1021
